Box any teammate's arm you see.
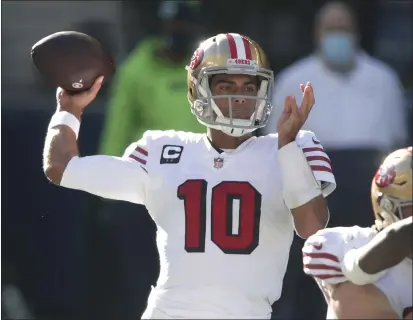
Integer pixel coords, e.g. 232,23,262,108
342,216,412,284
358,216,412,272
43,77,148,204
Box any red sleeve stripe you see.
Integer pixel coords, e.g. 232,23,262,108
311,165,333,173
303,147,324,153
129,154,146,165
306,155,331,166
129,145,148,164
303,252,339,263
303,149,333,173
303,263,342,273
135,146,148,156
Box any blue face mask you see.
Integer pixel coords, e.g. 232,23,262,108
320,32,355,66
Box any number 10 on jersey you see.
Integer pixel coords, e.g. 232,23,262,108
177,179,262,255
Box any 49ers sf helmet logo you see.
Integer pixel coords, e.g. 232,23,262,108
375,163,396,187
189,48,204,70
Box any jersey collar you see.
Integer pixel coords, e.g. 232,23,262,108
202,134,257,156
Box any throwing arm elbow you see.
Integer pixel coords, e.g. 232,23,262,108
43,162,67,185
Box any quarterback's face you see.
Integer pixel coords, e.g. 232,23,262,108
210,74,259,120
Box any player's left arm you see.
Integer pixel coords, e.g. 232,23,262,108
276,84,336,238
278,131,336,238
342,216,412,285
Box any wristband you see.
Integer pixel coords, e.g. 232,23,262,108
48,111,80,139
341,248,385,285
278,141,322,209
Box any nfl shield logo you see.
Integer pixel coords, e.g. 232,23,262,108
213,157,224,169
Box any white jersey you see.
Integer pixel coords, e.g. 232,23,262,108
61,129,336,318
304,226,413,319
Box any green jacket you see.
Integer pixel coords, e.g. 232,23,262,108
99,37,204,156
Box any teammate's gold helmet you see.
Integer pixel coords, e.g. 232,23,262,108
186,33,274,137
371,147,412,229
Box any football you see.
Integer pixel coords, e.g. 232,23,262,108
31,31,115,92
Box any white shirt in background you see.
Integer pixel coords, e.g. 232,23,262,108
264,52,407,150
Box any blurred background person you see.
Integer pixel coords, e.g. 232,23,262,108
99,0,204,156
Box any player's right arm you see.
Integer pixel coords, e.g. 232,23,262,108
43,77,148,204
346,216,412,278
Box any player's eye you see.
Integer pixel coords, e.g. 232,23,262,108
218,84,232,92
244,85,257,93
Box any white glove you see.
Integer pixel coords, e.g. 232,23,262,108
302,228,351,284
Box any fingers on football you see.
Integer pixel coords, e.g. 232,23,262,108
78,76,104,103
89,76,104,95
56,76,103,99
56,87,65,99
82,76,104,100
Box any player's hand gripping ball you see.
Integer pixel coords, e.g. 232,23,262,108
31,31,115,92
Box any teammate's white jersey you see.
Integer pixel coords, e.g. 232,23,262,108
304,226,413,319
61,130,336,318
